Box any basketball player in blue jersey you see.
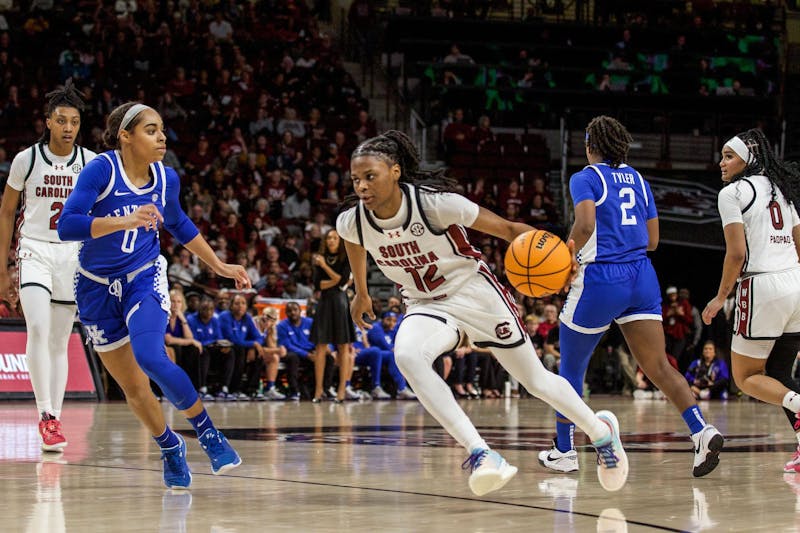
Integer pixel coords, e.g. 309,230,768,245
338,130,628,496
539,116,723,478
0,80,95,452
57,102,248,489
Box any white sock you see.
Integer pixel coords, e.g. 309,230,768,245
783,391,800,413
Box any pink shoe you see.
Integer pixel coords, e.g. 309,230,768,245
785,445,800,473
39,416,67,452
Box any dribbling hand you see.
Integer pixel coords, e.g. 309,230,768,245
350,291,375,329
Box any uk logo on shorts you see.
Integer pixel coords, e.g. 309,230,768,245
85,324,108,345
495,322,512,340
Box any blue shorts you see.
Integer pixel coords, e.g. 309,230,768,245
559,258,662,334
76,256,170,352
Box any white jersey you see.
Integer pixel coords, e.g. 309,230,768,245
336,183,482,301
718,174,800,274
7,142,96,242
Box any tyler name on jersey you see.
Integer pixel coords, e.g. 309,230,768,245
375,239,440,268
35,174,74,198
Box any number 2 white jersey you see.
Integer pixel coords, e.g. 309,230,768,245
718,174,800,274
7,142,96,242
336,183,482,301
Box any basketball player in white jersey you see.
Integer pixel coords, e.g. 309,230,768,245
337,130,628,496
703,129,800,472
0,80,96,451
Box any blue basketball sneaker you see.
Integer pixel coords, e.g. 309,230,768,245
461,448,518,496
199,429,242,474
161,434,191,489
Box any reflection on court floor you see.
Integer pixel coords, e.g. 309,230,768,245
1,398,797,532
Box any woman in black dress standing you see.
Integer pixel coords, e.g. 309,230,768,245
310,228,357,402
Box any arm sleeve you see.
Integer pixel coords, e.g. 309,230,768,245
6,146,33,192
718,183,747,227
421,192,480,229
57,156,112,241
163,167,200,244
569,168,602,205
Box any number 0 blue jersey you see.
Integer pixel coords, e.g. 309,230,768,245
569,162,657,264
58,150,198,276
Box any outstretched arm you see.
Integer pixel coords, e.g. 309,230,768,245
469,206,536,243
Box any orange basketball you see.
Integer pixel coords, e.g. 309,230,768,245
504,230,572,297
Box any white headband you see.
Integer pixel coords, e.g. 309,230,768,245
118,104,152,136
724,136,751,164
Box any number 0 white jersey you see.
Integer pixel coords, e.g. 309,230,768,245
717,174,800,274
7,142,96,242
336,183,482,301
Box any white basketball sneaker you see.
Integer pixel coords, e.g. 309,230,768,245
538,439,579,472
593,410,628,492
462,448,518,496
691,425,724,477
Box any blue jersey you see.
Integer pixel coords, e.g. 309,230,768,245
58,150,198,276
569,163,656,264
367,325,395,351
218,310,264,348
186,312,224,346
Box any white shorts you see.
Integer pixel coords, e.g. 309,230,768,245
732,267,800,359
403,264,526,350
17,237,80,305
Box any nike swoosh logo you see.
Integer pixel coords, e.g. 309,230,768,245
547,453,570,462
113,190,130,196
694,443,701,454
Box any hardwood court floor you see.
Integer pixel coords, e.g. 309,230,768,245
2,396,799,532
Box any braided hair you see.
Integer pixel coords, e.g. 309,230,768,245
40,78,87,143
343,130,458,209
731,128,800,210
585,115,633,168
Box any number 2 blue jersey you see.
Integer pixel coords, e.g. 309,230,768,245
569,162,657,264
59,150,198,276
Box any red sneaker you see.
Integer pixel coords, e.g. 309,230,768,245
39,417,67,452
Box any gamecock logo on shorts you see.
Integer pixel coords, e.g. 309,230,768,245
495,322,512,340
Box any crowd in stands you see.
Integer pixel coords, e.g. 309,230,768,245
0,2,781,402
385,1,780,137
